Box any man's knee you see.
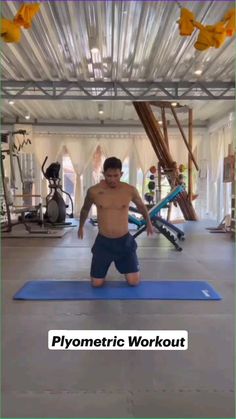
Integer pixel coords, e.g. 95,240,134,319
91,277,105,287
125,272,140,286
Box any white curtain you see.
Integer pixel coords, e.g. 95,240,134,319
32,134,64,201
133,136,157,174
34,135,64,166
99,136,133,162
221,125,233,219
61,138,98,216
129,140,138,186
33,135,98,216
33,128,233,222
207,124,233,220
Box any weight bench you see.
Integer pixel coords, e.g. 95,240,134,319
129,185,185,251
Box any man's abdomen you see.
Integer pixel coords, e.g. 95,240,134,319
97,210,129,238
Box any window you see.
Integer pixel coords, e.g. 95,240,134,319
92,145,105,185
62,154,75,214
122,156,129,183
136,168,143,196
91,146,105,217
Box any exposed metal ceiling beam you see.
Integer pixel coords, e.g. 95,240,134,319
1,120,207,129
1,80,235,101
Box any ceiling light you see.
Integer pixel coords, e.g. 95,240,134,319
194,69,202,75
98,104,104,115
91,47,99,54
159,121,163,125
171,102,178,107
89,37,100,54
8,99,15,105
25,114,30,120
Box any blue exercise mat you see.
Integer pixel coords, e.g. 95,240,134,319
13,280,222,301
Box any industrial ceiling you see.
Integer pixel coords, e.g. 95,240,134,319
1,1,235,127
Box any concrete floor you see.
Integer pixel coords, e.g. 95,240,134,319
2,220,235,418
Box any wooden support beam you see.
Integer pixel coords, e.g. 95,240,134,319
171,106,199,171
177,190,197,220
133,101,198,221
133,103,163,163
161,108,169,150
133,102,173,167
133,103,166,164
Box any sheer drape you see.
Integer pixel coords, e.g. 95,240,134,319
207,124,233,220
133,136,157,174
33,135,64,202
33,135,98,216
33,128,232,221
99,137,133,162
56,139,98,215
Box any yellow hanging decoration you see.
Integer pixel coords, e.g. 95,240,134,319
194,21,214,50
223,9,235,36
1,18,21,43
177,7,235,51
194,21,226,50
1,3,40,43
14,4,40,29
210,22,227,48
178,8,195,36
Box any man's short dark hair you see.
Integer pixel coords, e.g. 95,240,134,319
103,157,122,172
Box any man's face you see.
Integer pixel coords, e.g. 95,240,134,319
103,168,123,188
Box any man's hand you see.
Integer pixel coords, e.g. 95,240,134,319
146,222,154,236
78,188,94,240
131,187,154,237
78,227,84,239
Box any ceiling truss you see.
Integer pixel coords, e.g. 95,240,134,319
1,80,235,101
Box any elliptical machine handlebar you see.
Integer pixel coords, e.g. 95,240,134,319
42,156,60,181
42,156,48,179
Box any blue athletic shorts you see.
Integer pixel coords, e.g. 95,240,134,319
90,232,139,278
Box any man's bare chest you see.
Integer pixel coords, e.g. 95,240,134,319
94,190,131,210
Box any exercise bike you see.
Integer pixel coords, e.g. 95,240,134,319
42,156,74,225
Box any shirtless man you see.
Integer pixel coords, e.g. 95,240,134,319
78,157,154,287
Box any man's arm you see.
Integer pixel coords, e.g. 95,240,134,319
131,187,150,221
131,187,153,235
78,188,94,238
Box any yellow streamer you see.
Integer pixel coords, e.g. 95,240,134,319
1,18,21,43
178,8,195,36
194,21,226,50
14,4,40,29
177,7,235,51
1,3,40,43
223,9,235,36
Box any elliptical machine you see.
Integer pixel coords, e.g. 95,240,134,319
42,156,74,224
